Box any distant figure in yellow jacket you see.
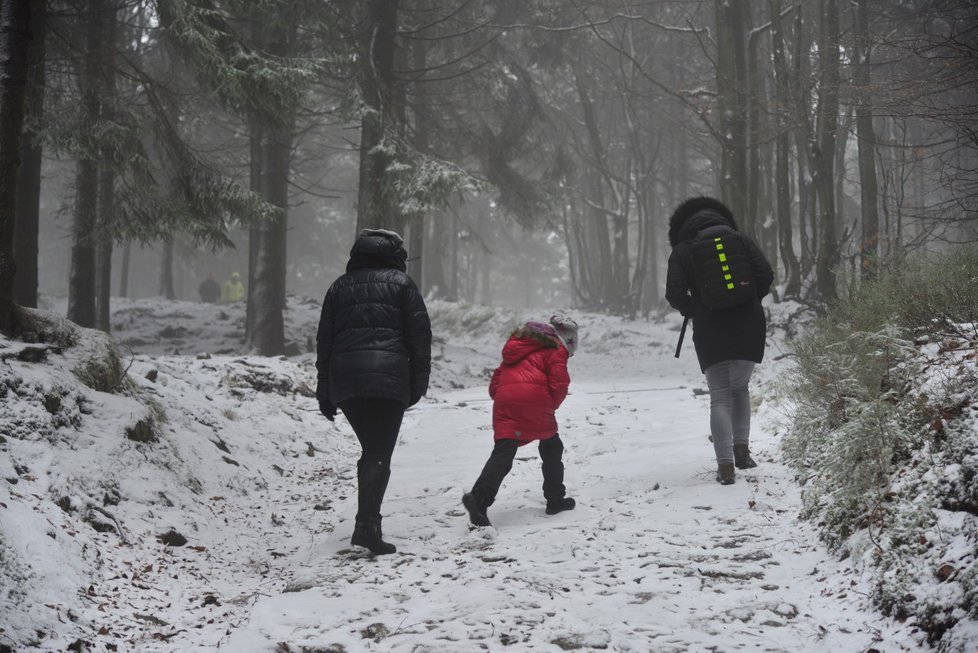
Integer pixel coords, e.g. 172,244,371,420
222,272,245,303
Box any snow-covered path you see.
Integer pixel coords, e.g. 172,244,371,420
221,340,921,652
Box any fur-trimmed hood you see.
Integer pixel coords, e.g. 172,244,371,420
667,196,739,247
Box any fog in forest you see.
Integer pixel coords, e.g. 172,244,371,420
2,0,976,348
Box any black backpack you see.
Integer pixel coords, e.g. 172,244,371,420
688,225,756,310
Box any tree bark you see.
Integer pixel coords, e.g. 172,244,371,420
95,0,118,332
159,237,175,299
68,0,105,328
13,0,44,309
95,167,114,331
770,0,800,296
853,0,880,277
813,0,841,301
118,240,130,298
246,16,294,356
570,58,613,310
0,0,33,334
355,0,400,232
715,0,749,228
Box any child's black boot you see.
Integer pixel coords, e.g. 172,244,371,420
462,492,491,527
546,497,576,515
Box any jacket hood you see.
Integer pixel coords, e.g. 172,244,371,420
347,229,408,273
501,324,560,365
668,196,739,247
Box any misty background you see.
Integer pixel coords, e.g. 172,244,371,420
3,0,976,348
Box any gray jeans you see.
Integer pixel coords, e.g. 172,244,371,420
704,360,755,465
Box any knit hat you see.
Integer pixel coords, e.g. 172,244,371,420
549,313,579,357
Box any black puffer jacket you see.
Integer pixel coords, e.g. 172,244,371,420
316,230,432,408
665,197,774,372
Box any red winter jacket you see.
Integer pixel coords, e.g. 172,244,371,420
489,327,571,444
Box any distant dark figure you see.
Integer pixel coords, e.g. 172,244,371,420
665,196,774,486
316,229,432,555
198,274,220,304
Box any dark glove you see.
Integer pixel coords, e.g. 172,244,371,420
319,399,336,422
409,392,423,407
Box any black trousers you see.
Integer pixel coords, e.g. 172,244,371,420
470,435,567,508
339,397,405,466
339,398,406,524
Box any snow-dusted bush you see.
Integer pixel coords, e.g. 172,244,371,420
782,249,978,649
784,324,923,549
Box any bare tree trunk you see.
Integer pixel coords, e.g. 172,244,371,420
571,58,613,310
118,240,131,297
246,121,262,342
770,0,801,296
95,168,114,331
13,0,44,309
423,210,449,298
159,237,175,299
813,0,840,301
0,0,32,334
68,0,105,328
715,0,749,227
356,0,400,233
406,36,428,285
95,0,118,332
247,18,294,356
853,0,880,277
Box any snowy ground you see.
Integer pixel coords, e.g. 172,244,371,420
1,297,931,652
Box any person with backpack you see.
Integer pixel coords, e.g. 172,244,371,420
316,229,432,554
462,315,579,528
665,197,774,485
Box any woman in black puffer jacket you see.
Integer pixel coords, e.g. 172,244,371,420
316,229,432,554
665,197,774,486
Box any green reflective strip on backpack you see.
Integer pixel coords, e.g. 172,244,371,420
714,239,733,287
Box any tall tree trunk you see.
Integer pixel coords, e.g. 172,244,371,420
406,36,428,285
247,17,295,356
813,0,841,301
356,0,400,232
68,0,105,328
95,168,114,331
118,240,131,297
0,0,33,334
770,0,801,297
246,121,263,342
95,0,117,332
853,0,879,277
570,58,613,309
13,1,44,309
159,237,175,299
423,210,449,298
715,0,749,227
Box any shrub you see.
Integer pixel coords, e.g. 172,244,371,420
781,247,978,647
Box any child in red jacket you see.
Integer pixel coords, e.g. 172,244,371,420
462,314,579,528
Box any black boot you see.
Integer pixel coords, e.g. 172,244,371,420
716,462,736,485
351,520,396,555
465,440,517,527
546,497,576,515
462,492,491,527
540,436,575,514
734,443,757,469
351,459,396,554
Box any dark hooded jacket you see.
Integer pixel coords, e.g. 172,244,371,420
665,197,774,372
316,230,432,408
